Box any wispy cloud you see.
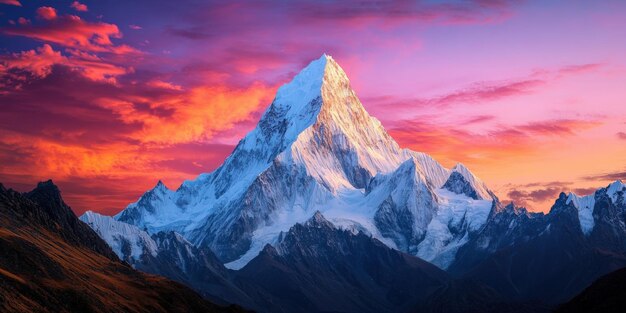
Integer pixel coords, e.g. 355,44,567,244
583,170,626,182
368,63,604,112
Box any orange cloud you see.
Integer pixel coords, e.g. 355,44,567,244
98,83,276,144
2,14,139,55
389,118,601,168
0,128,237,214
0,57,276,214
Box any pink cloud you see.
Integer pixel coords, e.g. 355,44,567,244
36,7,58,21
0,0,21,6
583,170,626,182
129,25,142,30
17,17,30,25
515,119,600,136
70,1,88,12
435,79,544,106
617,132,626,140
0,44,65,78
365,62,606,119
557,63,603,75
285,0,515,27
507,187,562,208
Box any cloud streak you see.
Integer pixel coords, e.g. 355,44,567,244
583,170,626,182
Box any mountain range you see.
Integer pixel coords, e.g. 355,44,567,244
3,55,626,312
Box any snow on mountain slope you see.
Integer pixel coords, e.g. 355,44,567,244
565,180,625,236
567,192,596,235
114,54,495,269
81,211,158,261
446,163,493,200
607,180,625,204
82,211,209,272
416,189,492,268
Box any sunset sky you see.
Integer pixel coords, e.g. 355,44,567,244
1,0,625,215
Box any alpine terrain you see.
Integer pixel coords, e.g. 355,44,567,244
79,55,626,312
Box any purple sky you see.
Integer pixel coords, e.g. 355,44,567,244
1,0,625,214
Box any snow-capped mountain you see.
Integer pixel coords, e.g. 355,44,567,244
448,180,626,304
234,211,450,313
76,54,626,311
111,54,493,269
80,211,252,306
81,211,159,263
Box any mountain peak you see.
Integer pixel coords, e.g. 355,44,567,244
26,179,66,212
272,53,348,114
304,211,335,229
607,180,624,193
117,55,489,267
606,180,625,204
443,171,480,200
33,179,61,194
154,180,167,190
449,163,493,200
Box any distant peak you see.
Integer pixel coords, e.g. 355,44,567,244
310,210,326,222
31,179,62,199
451,163,474,179
442,171,480,200
81,210,97,218
25,180,77,221
151,180,168,192
452,162,470,173
304,211,334,229
608,180,624,191
36,179,58,189
607,180,625,203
